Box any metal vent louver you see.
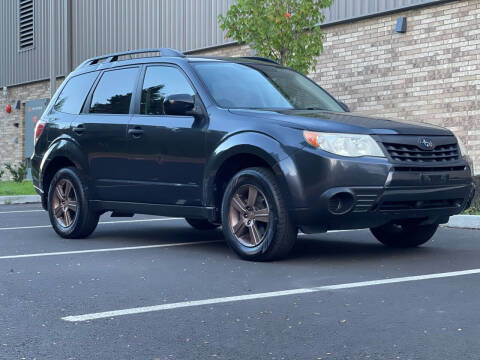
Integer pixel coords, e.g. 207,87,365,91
18,0,34,50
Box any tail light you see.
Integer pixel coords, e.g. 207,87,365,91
34,121,46,144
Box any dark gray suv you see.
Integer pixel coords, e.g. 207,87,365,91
31,48,475,261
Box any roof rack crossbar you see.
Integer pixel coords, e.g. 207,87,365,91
78,48,185,69
240,56,279,65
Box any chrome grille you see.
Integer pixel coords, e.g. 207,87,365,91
383,142,460,163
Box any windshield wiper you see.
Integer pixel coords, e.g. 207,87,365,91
300,107,328,111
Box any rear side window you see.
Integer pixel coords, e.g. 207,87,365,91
89,67,138,114
140,66,195,115
54,72,98,114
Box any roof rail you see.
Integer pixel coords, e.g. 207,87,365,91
77,48,185,69
240,56,280,65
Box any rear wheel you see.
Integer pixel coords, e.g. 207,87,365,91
370,221,439,248
48,167,99,239
185,218,219,230
221,167,297,261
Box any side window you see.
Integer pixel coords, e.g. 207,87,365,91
54,72,98,114
140,66,195,115
89,67,138,114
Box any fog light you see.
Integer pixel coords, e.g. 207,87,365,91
328,192,355,215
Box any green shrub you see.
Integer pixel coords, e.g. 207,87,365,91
4,162,28,183
464,175,479,215
219,0,334,74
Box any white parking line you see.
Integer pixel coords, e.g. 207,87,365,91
0,240,221,260
0,217,179,231
0,209,45,214
63,268,480,322
300,229,362,235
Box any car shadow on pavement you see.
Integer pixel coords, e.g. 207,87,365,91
81,223,468,265
88,225,225,245
288,235,449,264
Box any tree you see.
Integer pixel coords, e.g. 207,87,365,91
218,0,334,74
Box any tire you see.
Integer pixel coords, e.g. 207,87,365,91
370,221,439,248
47,167,99,239
221,167,297,261
185,218,219,230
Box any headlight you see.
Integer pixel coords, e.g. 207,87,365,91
303,131,385,158
455,135,468,156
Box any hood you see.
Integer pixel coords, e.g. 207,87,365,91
229,109,452,136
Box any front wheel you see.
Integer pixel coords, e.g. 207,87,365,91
48,167,99,239
370,222,439,248
221,167,297,261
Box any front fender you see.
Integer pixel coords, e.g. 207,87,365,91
203,131,306,210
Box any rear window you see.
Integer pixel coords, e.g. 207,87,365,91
53,72,98,114
89,67,139,114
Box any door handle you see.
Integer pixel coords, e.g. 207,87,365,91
73,124,86,134
128,126,144,138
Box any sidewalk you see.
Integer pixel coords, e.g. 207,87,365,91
0,195,41,205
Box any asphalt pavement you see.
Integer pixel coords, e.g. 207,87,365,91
1,203,480,360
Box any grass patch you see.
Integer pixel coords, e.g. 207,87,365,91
464,202,480,215
0,181,36,196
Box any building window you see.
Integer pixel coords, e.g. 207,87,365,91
18,0,34,50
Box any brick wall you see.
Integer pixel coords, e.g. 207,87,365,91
0,79,62,180
313,0,480,175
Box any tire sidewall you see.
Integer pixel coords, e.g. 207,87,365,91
48,167,88,237
221,169,280,259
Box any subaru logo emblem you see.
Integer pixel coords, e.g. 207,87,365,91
418,137,434,150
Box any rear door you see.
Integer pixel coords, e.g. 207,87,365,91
126,64,207,205
47,71,99,146
71,66,140,202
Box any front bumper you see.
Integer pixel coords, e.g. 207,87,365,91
286,146,475,233
294,183,475,233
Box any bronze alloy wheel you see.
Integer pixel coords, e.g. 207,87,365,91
51,179,78,228
228,184,270,247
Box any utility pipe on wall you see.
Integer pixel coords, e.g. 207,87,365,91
49,0,56,98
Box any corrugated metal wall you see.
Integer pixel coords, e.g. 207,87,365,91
0,0,447,87
0,0,67,87
70,0,236,66
322,0,448,24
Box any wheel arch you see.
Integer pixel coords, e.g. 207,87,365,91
39,138,90,208
204,132,300,219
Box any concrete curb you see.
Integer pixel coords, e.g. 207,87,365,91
445,215,480,230
0,195,41,205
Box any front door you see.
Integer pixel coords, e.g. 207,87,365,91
126,65,206,205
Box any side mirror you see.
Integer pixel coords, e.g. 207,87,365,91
164,94,196,116
338,101,350,112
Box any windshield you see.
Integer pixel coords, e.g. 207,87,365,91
193,62,344,112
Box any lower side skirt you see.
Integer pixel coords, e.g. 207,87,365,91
90,200,216,221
